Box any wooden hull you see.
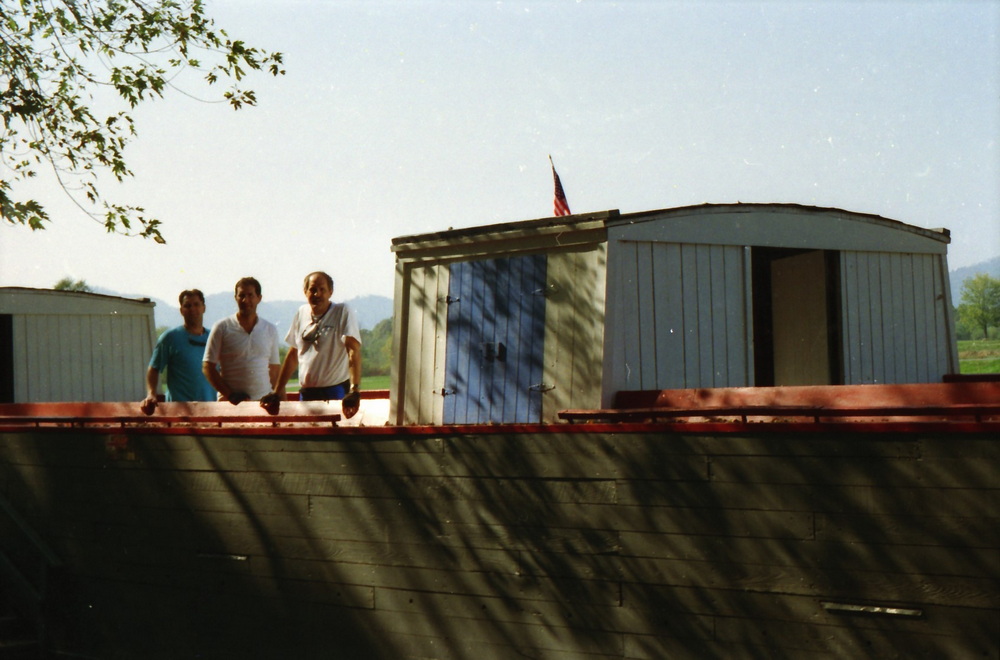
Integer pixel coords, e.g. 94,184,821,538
1,411,997,658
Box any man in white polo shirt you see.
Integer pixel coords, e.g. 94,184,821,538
202,276,281,403
261,271,362,417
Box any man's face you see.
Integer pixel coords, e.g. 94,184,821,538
179,294,206,326
235,284,261,315
304,275,332,312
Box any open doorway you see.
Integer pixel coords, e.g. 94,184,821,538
752,248,842,386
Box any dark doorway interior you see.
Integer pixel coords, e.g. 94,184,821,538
752,249,842,386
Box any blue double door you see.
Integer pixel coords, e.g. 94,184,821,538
443,254,547,424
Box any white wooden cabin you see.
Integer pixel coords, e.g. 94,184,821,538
0,288,157,402
389,204,959,425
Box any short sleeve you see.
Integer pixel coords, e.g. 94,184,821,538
148,331,169,370
204,324,223,364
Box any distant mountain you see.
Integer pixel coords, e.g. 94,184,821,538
950,256,1000,303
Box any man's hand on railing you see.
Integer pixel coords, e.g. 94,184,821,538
341,390,360,419
259,392,282,416
139,395,158,416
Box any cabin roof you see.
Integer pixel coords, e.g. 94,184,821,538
612,202,950,243
0,287,155,315
390,202,950,254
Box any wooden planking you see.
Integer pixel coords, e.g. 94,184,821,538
2,289,154,403
606,242,751,394
398,262,450,425
1,426,997,658
372,586,633,654
442,255,548,424
389,259,408,424
15,311,152,402
653,243,685,387
840,251,954,384
621,240,644,389
541,245,607,421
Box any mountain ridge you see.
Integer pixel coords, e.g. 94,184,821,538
93,288,393,332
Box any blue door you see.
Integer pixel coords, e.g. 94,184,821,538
443,254,547,424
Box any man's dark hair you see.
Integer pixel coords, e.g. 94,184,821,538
178,289,205,305
235,277,262,297
303,271,334,292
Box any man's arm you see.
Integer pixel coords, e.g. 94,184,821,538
271,347,298,396
259,347,297,414
341,336,363,419
202,361,244,403
140,367,160,415
345,336,362,392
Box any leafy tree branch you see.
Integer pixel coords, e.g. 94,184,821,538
0,0,284,242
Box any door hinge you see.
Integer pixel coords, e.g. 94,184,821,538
442,295,460,304
437,387,455,397
529,382,555,393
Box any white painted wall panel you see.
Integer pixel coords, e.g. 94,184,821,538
839,252,956,383
604,242,751,403
12,313,153,401
541,245,607,421
394,262,450,425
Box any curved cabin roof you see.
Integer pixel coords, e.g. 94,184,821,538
0,287,155,315
390,203,949,261
608,203,950,254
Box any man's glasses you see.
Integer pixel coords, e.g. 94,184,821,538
302,322,331,343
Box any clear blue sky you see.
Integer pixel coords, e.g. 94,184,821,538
2,0,998,305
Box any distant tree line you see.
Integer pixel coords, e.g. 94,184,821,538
956,274,1000,340
361,318,393,377
53,277,92,292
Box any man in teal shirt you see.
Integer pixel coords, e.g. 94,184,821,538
140,289,216,413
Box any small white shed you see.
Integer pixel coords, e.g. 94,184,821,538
389,203,960,425
0,288,157,402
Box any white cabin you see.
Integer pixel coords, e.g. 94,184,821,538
0,288,156,402
389,204,959,425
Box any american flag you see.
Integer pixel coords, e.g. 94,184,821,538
549,156,571,217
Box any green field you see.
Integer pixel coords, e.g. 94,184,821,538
285,343,996,392
361,374,391,390
286,373,391,393
958,339,1000,375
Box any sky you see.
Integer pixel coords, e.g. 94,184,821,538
1,0,998,307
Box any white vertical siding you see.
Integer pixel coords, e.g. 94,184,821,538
11,315,29,402
393,262,450,425
12,310,153,402
541,245,607,421
604,241,751,401
839,251,956,383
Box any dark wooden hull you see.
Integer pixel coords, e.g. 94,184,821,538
1,410,997,658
